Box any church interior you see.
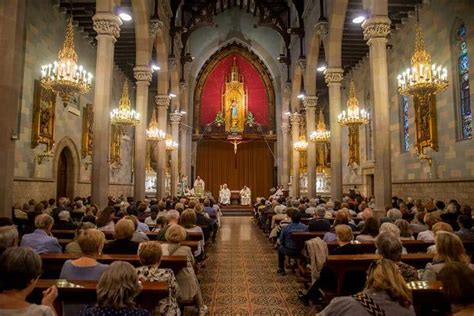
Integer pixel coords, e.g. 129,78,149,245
0,0,474,315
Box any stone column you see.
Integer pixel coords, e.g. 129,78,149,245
133,66,152,201
170,112,181,197
325,68,344,201
363,16,392,214
91,12,121,208
304,96,318,198
0,0,25,216
155,95,170,198
280,122,290,188
290,112,301,197
179,82,190,180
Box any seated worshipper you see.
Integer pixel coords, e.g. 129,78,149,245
157,210,180,241
395,219,415,240
53,210,77,230
441,202,461,231
180,209,205,260
13,203,28,220
318,259,415,315
240,185,251,206
194,204,212,241
427,221,454,254
0,225,19,255
409,211,428,234
136,241,180,315
103,219,139,254
269,207,293,246
203,200,218,242
378,222,408,254
162,224,207,315
277,210,308,275
330,224,362,255
416,212,439,241
65,222,97,254
323,210,351,242
0,247,58,316
60,229,108,281
422,231,474,281
123,215,149,243
456,214,474,241
144,205,159,226
82,261,150,316
380,208,403,224
308,206,331,232
96,206,116,233
219,184,231,205
356,217,379,242
438,262,474,315
356,208,373,230
20,214,62,254
376,232,418,282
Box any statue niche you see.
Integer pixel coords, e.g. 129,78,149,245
222,57,247,133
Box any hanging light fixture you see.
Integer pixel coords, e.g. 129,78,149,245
310,110,331,143
110,80,140,130
145,108,166,141
165,136,178,151
40,17,92,106
293,135,308,152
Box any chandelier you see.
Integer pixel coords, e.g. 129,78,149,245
338,81,370,127
165,136,178,151
145,109,166,141
110,80,140,129
40,18,92,106
293,135,308,152
310,110,331,143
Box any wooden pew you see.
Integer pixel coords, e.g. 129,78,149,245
291,231,361,249
57,239,200,253
52,229,203,242
274,217,362,227
28,279,168,314
40,253,188,278
408,281,450,314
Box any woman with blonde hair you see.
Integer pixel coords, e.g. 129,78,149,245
422,231,474,281
82,261,150,315
180,209,205,259
319,259,415,315
103,219,139,254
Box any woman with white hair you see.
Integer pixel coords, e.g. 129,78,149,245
378,222,408,254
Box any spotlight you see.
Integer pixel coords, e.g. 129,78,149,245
352,16,366,24
297,93,305,99
117,7,132,22
151,64,160,71
317,65,327,72
169,93,176,98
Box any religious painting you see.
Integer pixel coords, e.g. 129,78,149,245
32,80,56,150
81,104,93,158
414,94,438,155
348,126,360,166
109,124,121,166
222,58,248,133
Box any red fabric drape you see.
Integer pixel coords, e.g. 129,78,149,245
196,140,274,199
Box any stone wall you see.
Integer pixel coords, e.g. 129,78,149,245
13,0,135,204
343,0,474,205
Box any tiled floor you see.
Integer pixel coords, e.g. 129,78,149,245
199,217,318,315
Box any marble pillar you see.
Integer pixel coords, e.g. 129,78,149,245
0,0,25,217
133,66,152,200
91,12,121,208
325,68,344,201
155,95,170,198
170,112,182,197
304,96,318,198
281,121,290,188
363,16,392,213
179,82,190,180
291,112,302,197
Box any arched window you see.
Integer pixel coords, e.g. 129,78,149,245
455,21,472,140
400,96,410,152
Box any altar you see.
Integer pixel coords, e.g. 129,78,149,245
230,190,241,205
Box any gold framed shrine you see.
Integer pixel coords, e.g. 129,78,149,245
222,58,248,133
32,80,56,151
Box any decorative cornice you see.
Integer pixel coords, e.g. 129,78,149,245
314,21,329,40
168,57,177,69
170,112,182,123
362,16,391,42
155,95,170,108
133,66,152,84
303,95,318,108
92,13,122,39
324,68,344,85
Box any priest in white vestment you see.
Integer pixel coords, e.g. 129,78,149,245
240,186,251,206
194,176,205,197
219,184,231,205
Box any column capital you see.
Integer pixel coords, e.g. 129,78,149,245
168,57,177,69
170,112,182,124
362,16,391,42
149,17,164,36
281,122,290,134
290,112,302,125
297,57,306,71
324,68,344,85
155,95,170,108
133,66,152,84
93,13,122,39
314,21,328,40
179,81,187,93
303,95,318,109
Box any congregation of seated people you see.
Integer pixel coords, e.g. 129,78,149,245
0,194,224,315
254,191,474,315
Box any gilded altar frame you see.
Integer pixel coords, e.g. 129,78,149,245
32,80,56,150
110,125,121,165
414,94,438,155
81,104,93,158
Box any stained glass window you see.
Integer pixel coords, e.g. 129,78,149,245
456,22,472,139
401,96,410,152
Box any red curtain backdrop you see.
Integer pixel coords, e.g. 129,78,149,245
196,140,274,199
200,54,269,126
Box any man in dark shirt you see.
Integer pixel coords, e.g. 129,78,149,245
52,211,77,230
195,204,213,241
456,214,474,241
308,206,331,232
277,209,308,275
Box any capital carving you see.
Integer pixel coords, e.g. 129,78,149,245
324,68,344,85
93,13,122,39
155,95,170,108
303,95,318,108
168,57,177,69
362,16,391,42
314,21,328,40
149,18,164,36
133,66,152,84
281,122,290,134
170,112,182,124
297,58,306,71
179,81,187,93
290,112,302,125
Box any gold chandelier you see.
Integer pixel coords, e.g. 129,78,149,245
145,108,166,141
310,110,331,143
293,135,308,152
110,80,140,129
338,81,370,127
40,18,92,106
165,136,178,151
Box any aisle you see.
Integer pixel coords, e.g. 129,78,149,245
199,217,316,315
